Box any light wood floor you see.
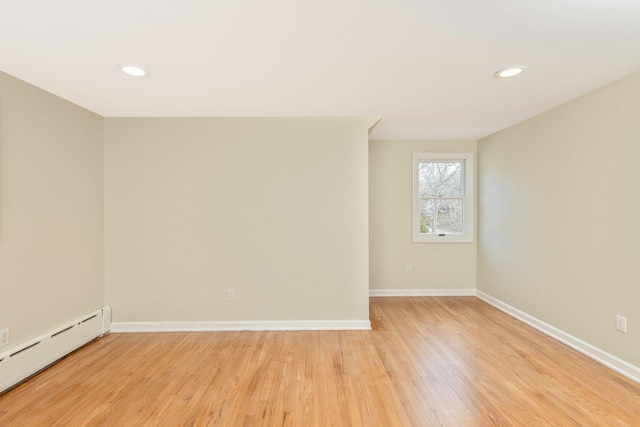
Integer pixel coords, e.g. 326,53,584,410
1,297,639,426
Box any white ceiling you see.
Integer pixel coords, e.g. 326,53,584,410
1,0,639,140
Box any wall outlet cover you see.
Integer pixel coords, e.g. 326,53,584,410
616,315,627,333
0,328,9,347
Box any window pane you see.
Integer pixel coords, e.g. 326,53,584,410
433,199,463,234
418,162,463,197
419,199,433,234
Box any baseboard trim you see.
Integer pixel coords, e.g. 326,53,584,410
111,319,372,333
369,289,476,297
476,291,640,384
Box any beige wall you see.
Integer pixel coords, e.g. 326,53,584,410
369,140,477,290
104,118,372,323
478,71,640,367
0,71,104,349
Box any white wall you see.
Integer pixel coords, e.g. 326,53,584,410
369,140,477,291
478,71,640,367
0,71,104,349
104,118,373,323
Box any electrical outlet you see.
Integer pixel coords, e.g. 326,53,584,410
616,315,627,333
227,288,235,301
405,265,412,274
0,328,9,348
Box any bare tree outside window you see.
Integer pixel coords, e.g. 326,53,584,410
418,161,464,234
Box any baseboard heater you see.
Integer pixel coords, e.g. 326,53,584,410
0,306,111,394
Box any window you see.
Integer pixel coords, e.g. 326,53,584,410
412,152,474,242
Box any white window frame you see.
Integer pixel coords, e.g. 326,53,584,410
412,152,474,243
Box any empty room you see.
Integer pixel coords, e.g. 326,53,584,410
1,1,639,425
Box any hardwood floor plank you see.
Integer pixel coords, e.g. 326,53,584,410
1,297,639,426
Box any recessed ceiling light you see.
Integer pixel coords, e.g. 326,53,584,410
495,66,526,78
117,64,149,77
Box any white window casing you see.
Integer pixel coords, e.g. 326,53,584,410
412,152,474,243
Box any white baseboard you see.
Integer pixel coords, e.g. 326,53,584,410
111,319,372,333
369,289,476,297
0,306,111,394
476,291,640,384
